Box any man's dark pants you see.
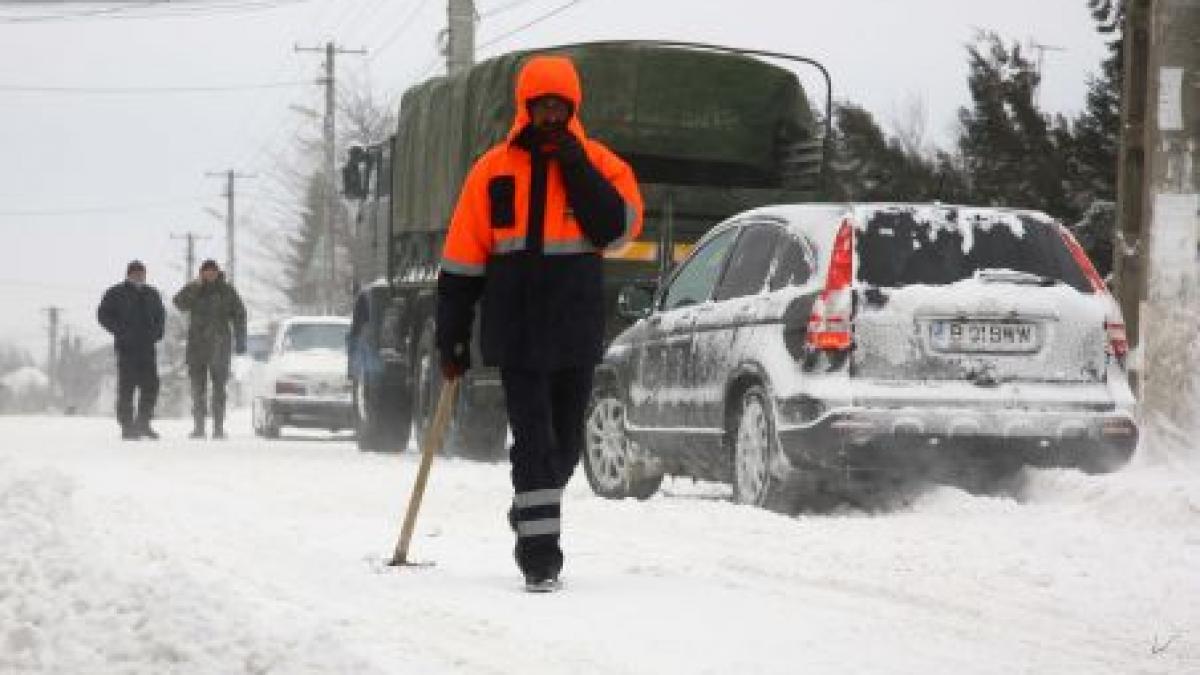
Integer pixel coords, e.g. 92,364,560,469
501,366,593,579
117,351,159,430
189,361,230,427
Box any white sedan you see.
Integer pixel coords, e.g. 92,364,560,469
252,316,353,438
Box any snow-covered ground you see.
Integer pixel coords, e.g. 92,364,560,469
2,411,1197,674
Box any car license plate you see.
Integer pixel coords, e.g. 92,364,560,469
928,321,1039,353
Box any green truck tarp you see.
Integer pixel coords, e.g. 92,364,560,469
392,43,820,235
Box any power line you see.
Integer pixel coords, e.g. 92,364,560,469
227,0,327,171
478,0,537,19
0,0,313,22
0,0,162,23
0,80,313,94
366,0,435,64
0,197,206,217
477,0,582,51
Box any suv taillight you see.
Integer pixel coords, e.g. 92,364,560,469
1105,318,1129,357
808,219,855,351
1058,225,1128,359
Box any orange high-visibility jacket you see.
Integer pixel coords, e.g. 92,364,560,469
436,56,645,370
441,57,643,275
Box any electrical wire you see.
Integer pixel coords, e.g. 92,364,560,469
365,0,435,64
478,0,538,20
0,80,313,94
477,0,583,51
0,197,207,217
0,0,313,22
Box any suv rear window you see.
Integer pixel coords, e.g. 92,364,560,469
855,210,1092,293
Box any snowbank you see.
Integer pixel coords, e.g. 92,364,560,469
0,458,377,674
0,413,1196,673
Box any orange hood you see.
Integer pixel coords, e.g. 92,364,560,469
506,55,587,142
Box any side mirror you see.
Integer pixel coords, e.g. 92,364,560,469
617,283,655,321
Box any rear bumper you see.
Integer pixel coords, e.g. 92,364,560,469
777,405,1138,475
269,396,354,429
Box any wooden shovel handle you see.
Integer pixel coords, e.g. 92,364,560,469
390,377,460,565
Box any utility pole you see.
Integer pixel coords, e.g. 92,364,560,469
1113,0,1151,349
295,41,367,314
171,231,212,284
205,170,254,286
1137,0,1200,446
42,306,61,390
446,0,476,75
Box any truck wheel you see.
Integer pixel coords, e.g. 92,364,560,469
355,377,412,452
354,379,381,450
447,395,508,461
730,384,800,515
582,385,663,500
413,320,442,448
413,319,507,461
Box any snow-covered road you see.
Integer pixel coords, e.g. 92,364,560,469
2,412,1197,674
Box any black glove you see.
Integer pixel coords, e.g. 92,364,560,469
550,129,587,167
440,342,470,380
235,338,247,355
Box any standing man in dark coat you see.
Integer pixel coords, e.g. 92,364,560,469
437,55,643,592
97,260,166,440
173,259,247,439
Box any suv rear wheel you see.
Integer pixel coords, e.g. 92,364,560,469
731,384,800,514
582,386,663,500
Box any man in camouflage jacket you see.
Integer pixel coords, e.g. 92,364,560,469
173,259,247,439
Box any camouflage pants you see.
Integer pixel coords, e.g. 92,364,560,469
189,362,230,425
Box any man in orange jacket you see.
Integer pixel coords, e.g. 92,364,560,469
437,55,643,592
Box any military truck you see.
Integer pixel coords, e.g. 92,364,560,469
343,40,827,456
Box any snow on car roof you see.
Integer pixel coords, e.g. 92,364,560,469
740,202,1053,221
735,202,1058,253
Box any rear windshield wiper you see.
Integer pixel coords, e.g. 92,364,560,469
974,268,1059,286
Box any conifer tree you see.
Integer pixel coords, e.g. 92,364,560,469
957,33,1075,219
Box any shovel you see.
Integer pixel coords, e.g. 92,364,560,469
388,376,460,567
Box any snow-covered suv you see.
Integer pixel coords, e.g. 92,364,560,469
583,204,1138,512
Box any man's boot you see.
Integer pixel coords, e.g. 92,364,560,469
212,413,226,440
135,416,159,440
189,416,205,439
121,424,139,440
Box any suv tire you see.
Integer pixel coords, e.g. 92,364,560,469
582,385,663,500
731,384,800,514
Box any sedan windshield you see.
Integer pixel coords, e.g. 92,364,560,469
282,323,347,352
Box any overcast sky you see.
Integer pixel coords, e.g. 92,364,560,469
0,0,1108,361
